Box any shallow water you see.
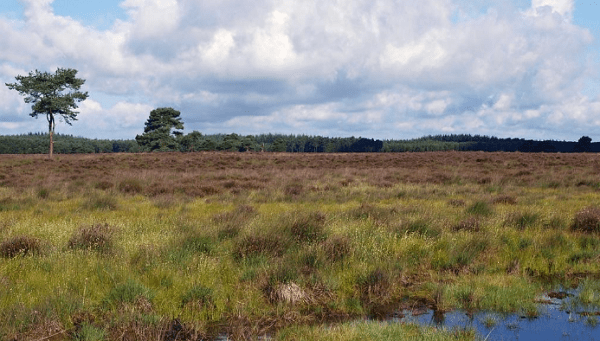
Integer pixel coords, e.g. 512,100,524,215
399,294,600,340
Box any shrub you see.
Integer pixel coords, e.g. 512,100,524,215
571,207,600,233
0,236,41,258
452,217,480,232
68,224,115,253
289,212,327,243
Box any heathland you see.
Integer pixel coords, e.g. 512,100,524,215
1,151,600,340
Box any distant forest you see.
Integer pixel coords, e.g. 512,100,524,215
0,132,597,154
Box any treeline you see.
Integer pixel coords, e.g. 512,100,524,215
419,134,600,153
0,132,597,154
0,133,140,154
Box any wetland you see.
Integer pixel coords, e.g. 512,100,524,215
1,151,600,340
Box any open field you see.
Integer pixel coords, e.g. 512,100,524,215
1,151,600,340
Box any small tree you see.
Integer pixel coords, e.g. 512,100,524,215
136,107,184,152
5,68,89,157
179,130,204,152
574,136,592,153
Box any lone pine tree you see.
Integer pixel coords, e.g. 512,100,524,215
5,68,89,157
136,107,184,151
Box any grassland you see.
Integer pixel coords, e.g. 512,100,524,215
1,151,600,340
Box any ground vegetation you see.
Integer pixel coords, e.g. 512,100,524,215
0,152,600,340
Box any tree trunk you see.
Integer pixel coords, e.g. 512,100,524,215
49,130,53,157
48,113,54,157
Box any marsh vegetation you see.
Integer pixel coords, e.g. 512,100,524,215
1,152,600,340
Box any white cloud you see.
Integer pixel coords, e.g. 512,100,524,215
202,29,236,67
531,0,574,18
121,0,180,38
0,0,598,141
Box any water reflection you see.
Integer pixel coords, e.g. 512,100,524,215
396,296,600,341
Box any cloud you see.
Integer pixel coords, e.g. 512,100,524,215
531,0,574,18
0,0,599,141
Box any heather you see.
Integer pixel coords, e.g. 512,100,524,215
1,151,599,340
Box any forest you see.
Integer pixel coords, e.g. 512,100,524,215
0,132,597,154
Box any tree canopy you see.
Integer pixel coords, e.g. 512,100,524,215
135,107,184,151
5,68,88,156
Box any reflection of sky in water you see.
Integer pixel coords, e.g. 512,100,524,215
399,299,600,341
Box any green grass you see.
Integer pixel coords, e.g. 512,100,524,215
2,153,600,339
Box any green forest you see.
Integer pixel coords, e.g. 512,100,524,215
0,131,597,154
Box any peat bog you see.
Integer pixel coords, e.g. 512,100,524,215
1,151,600,340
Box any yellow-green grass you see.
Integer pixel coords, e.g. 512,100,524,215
275,321,479,341
1,152,600,339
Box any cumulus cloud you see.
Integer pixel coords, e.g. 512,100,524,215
0,0,599,140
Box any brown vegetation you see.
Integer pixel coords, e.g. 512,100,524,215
0,151,599,198
571,207,600,233
0,236,41,258
68,223,116,252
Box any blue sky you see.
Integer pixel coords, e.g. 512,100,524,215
1,0,600,141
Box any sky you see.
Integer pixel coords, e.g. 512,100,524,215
1,0,600,141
